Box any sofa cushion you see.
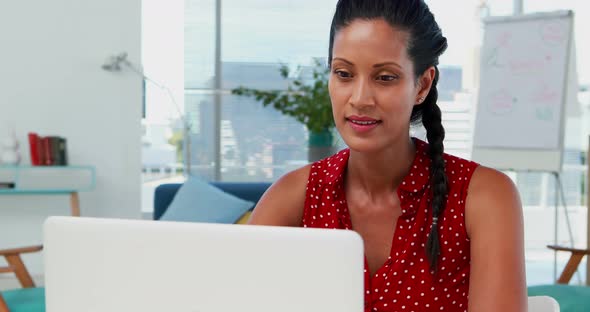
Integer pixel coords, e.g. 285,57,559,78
211,182,272,204
1,287,45,312
154,182,272,220
235,211,252,224
160,176,255,224
528,285,590,312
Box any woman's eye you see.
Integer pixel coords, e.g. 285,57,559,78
334,70,352,78
377,75,398,82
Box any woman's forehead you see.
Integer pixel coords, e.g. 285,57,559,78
332,19,411,66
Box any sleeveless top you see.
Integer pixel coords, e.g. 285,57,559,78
302,138,479,312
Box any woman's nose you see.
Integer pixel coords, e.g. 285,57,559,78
349,77,376,109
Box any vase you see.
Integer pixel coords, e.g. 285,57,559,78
308,128,335,163
1,132,21,165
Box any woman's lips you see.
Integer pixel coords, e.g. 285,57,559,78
346,116,382,133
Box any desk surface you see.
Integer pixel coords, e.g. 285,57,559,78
0,165,95,193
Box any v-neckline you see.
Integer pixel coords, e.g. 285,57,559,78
344,189,406,280
338,140,421,279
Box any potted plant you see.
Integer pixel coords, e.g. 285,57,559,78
231,59,336,162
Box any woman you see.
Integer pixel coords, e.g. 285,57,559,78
249,0,527,311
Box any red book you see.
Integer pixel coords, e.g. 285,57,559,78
27,133,41,165
41,137,53,166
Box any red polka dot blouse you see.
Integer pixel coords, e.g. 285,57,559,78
302,138,479,312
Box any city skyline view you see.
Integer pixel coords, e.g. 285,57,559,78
140,0,590,286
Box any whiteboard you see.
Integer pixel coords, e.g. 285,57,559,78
472,11,576,172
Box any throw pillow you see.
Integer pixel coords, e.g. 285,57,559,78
235,211,253,224
160,176,254,224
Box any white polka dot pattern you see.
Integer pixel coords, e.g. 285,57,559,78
301,138,479,312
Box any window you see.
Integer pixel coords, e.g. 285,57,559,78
141,0,186,216
521,0,589,285
180,0,521,182
143,0,589,285
219,0,336,181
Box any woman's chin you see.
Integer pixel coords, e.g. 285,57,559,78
340,136,388,154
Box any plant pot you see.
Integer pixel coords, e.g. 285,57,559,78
308,129,335,163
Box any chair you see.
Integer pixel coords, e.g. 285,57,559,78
528,296,560,312
0,288,44,312
526,245,590,312
0,246,42,288
0,246,45,312
546,245,590,284
0,296,9,312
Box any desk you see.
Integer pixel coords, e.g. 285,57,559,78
0,165,95,216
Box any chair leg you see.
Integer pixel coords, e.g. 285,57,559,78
557,253,585,284
4,255,35,288
0,293,9,312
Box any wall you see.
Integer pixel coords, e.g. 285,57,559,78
141,0,185,216
0,0,142,278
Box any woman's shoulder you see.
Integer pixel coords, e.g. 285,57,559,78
442,152,479,174
436,151,480,190
248,148,351,226
467,165,517,198
440,150,514,195
464,163,521,229
273,163,313,192
259,147,350,198
247,164,312,226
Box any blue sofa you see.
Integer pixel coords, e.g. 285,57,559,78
153,182,272,221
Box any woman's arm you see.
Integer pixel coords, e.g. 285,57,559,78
465,166,527,312
247,165,311,227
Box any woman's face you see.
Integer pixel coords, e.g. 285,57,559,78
329,18,432,153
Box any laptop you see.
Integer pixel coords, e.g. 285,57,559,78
43,216,364,312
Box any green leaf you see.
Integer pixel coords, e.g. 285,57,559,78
230,61,334,135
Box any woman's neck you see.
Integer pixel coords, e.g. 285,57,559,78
346,136,416,199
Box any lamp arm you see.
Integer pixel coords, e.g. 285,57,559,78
121,60,190,131
102,52,192,175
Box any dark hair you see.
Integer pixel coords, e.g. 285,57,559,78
328,0,449,270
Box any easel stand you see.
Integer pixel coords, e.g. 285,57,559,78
504,168,576,282
550,171,576,281
587,136,590,285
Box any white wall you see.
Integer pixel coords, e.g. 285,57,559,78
0,0,142,278
142,0,185,124
141,0,185,216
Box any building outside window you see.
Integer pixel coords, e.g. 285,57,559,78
142,0,589,285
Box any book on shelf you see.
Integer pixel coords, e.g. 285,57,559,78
0,182,15,189
27,133,68,166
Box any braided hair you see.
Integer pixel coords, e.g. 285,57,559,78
329,0,449,270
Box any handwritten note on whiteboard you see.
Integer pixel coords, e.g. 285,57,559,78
474,13,572,150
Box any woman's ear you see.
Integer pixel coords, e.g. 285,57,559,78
415,66,436,105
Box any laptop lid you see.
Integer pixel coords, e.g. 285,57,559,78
44,216,364,312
